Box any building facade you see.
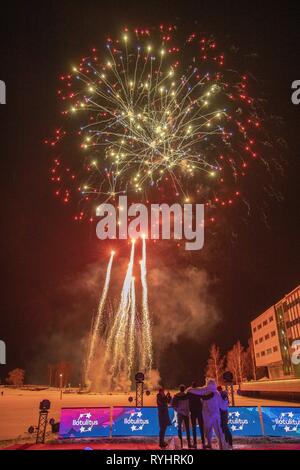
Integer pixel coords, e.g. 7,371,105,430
251,284,300,379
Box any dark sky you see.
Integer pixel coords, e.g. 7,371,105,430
0,0,299,386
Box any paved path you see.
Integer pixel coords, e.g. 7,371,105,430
3,440,300,451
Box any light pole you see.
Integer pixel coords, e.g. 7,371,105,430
59,373,63,400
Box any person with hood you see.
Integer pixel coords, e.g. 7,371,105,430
217,386,233,449
188,378,224,450
172,384,192,449
156,388,172,448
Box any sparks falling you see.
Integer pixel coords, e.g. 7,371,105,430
127,277,136,380
85,250,114,384
107,240,135,376
140,236,152,371
85,239,152,389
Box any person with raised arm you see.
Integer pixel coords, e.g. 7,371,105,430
156,388,172,448
188,378,224,450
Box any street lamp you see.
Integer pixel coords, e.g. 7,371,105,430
59,373,63,400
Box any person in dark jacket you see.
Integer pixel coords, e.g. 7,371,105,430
217,386,233,449
188,381,206,448
156,388,172,448
172,385,192,449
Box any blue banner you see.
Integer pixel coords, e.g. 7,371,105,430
111,407,193,437
112,407,159,436
228,407,262,436
111,406,262,437
261,407,300,437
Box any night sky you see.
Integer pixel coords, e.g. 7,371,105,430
0,0,299,387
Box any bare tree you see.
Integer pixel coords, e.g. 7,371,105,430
6,368,25,387
243,339,257,381
226,341,245,384
205,344,225,384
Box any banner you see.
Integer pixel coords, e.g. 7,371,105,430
227,407,262,436
112,407,159,436
59,406,264,438
59,407,111,438
111,407,188,437
111,406,263,437
261,407,300,437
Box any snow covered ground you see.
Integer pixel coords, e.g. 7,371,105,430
0,386,298,442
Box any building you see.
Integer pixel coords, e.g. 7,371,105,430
251,284,300,379
275,284,300,377
251,306,283,379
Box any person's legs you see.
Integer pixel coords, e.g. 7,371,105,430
224,424,233,447
221,411,233,447
177,414,183,448
212,415,224,450
159,423,167,447
220,411,227,442
197,412,205,447
183,415,191,446
204,416,213,448
191,413,197,446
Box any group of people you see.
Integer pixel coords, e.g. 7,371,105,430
156,378,233,450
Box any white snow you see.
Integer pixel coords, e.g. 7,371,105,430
0,386,298,441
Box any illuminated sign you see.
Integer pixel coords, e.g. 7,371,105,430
59,407,110,438
59,406,298,438
112,407,158,436
228,407,262,436
261,407,300,437
111,406,263,437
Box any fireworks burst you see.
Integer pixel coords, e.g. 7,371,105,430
48,25,282,389
48,25,264,223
